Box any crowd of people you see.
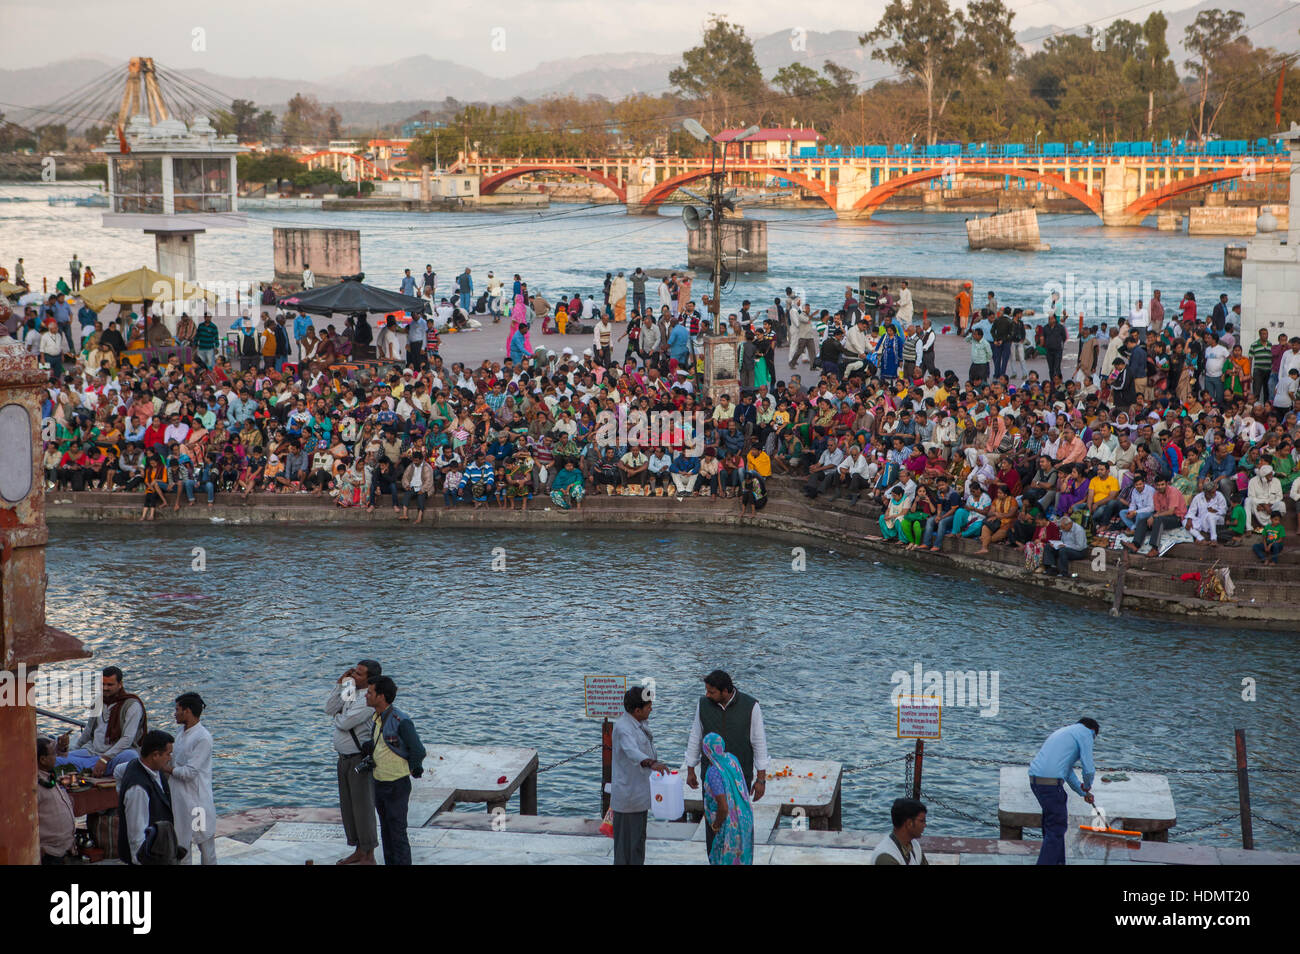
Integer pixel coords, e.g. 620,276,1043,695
8,254,1298,571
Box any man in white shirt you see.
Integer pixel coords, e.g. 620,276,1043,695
168,692,216,865
834,444,877,503
302,264,315,289
1128,299,1149,330
1245,463,1285,530
1184,478,1228,542
1203,335,1230,405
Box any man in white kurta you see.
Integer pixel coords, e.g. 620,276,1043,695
1184,482,1228,542
1245,464,1285,530
168,693,217,864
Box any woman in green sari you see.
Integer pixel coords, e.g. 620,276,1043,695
701,732,754,866
1272,440,1297,494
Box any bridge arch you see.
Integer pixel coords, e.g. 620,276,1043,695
639,166,836,213
479,164,626,201
854,166,1103,219
1122,163,1287,221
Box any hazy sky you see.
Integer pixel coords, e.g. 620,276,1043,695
3,0,1206,77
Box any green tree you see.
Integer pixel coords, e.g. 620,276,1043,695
773,63,827,99
862,0,1017,145
1127,12,1178,135
1184,9,1246,141
669,16,766,127
36,124,67,153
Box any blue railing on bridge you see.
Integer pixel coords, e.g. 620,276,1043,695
794,138,1287,160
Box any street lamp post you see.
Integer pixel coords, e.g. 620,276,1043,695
682,120,759,326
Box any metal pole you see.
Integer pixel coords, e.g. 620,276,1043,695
601,718,613,817
912,739,924,800
711,139,724,322
35,707,85,727
1235,728,1253,849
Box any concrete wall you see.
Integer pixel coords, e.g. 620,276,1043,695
273,228,362,287
1188,206,1258,236
965,208,1048,251
687,218,768,273
859,276,970,317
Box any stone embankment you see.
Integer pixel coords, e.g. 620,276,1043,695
46,477,1300,630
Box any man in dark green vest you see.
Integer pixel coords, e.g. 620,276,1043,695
684,670,769,853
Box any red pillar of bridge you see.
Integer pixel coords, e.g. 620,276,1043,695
0,344,89,864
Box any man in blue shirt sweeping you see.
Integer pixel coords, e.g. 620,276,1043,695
1027,717,1099,865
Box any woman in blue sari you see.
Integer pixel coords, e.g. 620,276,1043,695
701,732,754,865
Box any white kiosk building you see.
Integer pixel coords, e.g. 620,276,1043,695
1241,123,1300,342
97,113,247,282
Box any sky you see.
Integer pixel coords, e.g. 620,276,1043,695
1,0,1209,78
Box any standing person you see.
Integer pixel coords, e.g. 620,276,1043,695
39,320,64,379
68,252,82,293
990,308,1014,379
918,314,938,376
365,675,426,865
631,267,647,315
302,262,315,290
1043,312,1067,384
116,729,183,865
1149,289,1165,333
168,692,216,865
456,268,473,313
683,670,768,858
399,268,417,297
967,327,992,384
700,732,754,865
593,312,613,367
895,280,914,325
658,275,673,316
789,305,818,368
194,313,220,369
326,659,382,866
1027,718,1100,865
423,265,437,301
870,798,929,865
610,686,669,866
406,310,427,370
1010,310,1029,379
610,270,628,323
293,310,314,364
955,281,972,334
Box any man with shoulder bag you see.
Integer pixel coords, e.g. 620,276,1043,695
365,676,427,865
326,659,382,865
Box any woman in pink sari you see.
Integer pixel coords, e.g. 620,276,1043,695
506,294,527,353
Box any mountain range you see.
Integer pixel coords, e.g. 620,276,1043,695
4,1,1298,130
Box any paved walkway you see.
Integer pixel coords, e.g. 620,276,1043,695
206,808,1297,865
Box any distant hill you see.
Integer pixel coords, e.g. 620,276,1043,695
7,7,1300,131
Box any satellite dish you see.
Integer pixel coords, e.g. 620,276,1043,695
682,206,704,231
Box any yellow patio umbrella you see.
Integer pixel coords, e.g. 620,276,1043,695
79,266,218,312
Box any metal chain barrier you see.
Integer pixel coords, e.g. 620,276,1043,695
1253,814,1300,838
842,755,911,775
1170,812,1241,836
919,790,1001,828
537,742,602,773
924,752,1299,775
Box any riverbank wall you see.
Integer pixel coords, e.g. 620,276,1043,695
45,478,1300,630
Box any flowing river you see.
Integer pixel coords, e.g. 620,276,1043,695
2,181,1246,324
41,523,1300,846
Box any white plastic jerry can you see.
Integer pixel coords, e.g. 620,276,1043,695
649,769,685,820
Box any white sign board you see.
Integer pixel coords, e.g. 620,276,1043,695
584,675,626,720
897,696,941,740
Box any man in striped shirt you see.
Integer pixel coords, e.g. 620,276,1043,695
1248,327,1274,402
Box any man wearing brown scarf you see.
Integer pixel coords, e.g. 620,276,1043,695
56,666,148,777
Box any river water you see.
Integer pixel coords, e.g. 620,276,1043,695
41,523,1300,847
2,181,1244,325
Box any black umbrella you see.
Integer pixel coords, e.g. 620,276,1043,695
277,276,430,317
